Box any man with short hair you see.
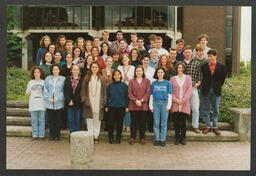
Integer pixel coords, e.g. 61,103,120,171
193,44,208,66
146,34,157,50
110,30,124,50
192,34,211,59
201,49,227,135
149,48,158,69
118,39,130,56
128,33,138,50
101,31,112,45
61,40,73,59
137,37,148,56
169,48,178,68
176,38,185,61
149,36,169,58
182,46,202,133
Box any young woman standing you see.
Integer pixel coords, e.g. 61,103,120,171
105,70,129,144
130,48,142,67
111,49,121,70
61,53,73,78
99,42,112,62
128,66,151,145
54,51,66,66
64,64,83,133
26,66,46,140
81,62,107,144
56,35,66,52
84,40,93,59
149,67,173,147
117,53,135,132
170,62,192,145
44,64,66,141
36,35,51,65
91,46,106,69
40,51,54,77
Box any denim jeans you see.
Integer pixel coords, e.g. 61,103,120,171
200,87,221,128
123,112,131,126
153,99,169,141
67,107,81,133
190,87,199,128
30,110,46,138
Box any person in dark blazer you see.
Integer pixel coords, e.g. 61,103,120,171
64,64,84,133
200,49,227,136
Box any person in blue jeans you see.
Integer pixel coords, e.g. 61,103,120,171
64,64,84,133
26,66,47,140
149,67,173,147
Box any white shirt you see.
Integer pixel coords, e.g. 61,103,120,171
175,74,186,112
117,65,135,85
144,66,156,83
89,76,101,114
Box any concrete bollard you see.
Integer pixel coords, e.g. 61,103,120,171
70,131,94,169
230,108,251,142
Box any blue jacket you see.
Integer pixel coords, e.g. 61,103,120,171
44,75,66,110
36,47,47,65
106,81,128,108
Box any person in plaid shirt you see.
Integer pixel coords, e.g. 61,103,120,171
182,45,202,133
110,30,124,50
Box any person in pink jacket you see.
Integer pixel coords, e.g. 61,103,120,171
170,62,192,145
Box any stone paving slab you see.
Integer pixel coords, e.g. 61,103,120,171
6,126,240,142
6,137,250,170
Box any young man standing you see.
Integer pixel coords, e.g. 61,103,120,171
110,30,124,50
128,33,138,50
93,37,101,50
201,49,227,135
146,34,157,51
101,31,112,45
169,48,178,68
149,36,169,58
182,46,202,133
61,40,73,59
193,44,208,66
137,37,148,56
192,34,211,59
176,38,185,61
118,39,131,56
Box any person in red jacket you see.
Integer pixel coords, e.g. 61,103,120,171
91,46,106,69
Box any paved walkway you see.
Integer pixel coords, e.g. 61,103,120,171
7,137,250,170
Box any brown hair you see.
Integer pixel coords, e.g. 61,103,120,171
85,61,102,82
156,36,163,41
74,37,86,52
134,65,145,78
175,62,187,73
55,35,66,51
71,64,81,76
30,66,46,79
120,53,131,65
183,45,193,52
65,52,73,62
157,54,173,70
65,40,73,46
102,31,109,35
112,70,123,82
130,33,137,36
169,48,177,52
195,44,204,51
39,35,51,47
198,34,209,41
137,37,144,42
148,34,157,41
130,48,140,61
50,63,63,75
41,51,54,64
207,49,217,56
176,38,184,44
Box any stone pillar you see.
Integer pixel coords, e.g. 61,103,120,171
230,108,251,141
70,131,94,169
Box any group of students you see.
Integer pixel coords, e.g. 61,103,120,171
26,30,227,146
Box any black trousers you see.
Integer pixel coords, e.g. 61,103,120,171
108,107,126,139
146,110,154,131
173,112,188,140
47,108,63,138
130,111,147,139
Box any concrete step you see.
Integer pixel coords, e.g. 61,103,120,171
6,108,30,116
6,126,240,142
7,101,28,108
7,116,31,126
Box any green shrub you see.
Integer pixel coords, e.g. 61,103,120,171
7,67,30,101
219,74,251,123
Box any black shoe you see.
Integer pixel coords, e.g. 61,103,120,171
175,138,180,145
116,138,121,144
180,139,186,145
149,129,154,133
109,137,114,144
160,141,166,147
153,140,159,146
49,137,55,141
55,137,60,141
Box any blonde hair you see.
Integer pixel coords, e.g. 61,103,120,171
39,35,51,47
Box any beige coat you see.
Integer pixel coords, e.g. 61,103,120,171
80,76,107,120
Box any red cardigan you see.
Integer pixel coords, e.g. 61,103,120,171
96,56,106,69
170,75,192,115
128,78,151,111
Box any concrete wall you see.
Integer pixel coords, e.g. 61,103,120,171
182,6,226,64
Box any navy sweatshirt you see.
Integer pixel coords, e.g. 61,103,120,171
106,81,129,108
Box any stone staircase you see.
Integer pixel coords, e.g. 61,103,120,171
6,101,240,142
